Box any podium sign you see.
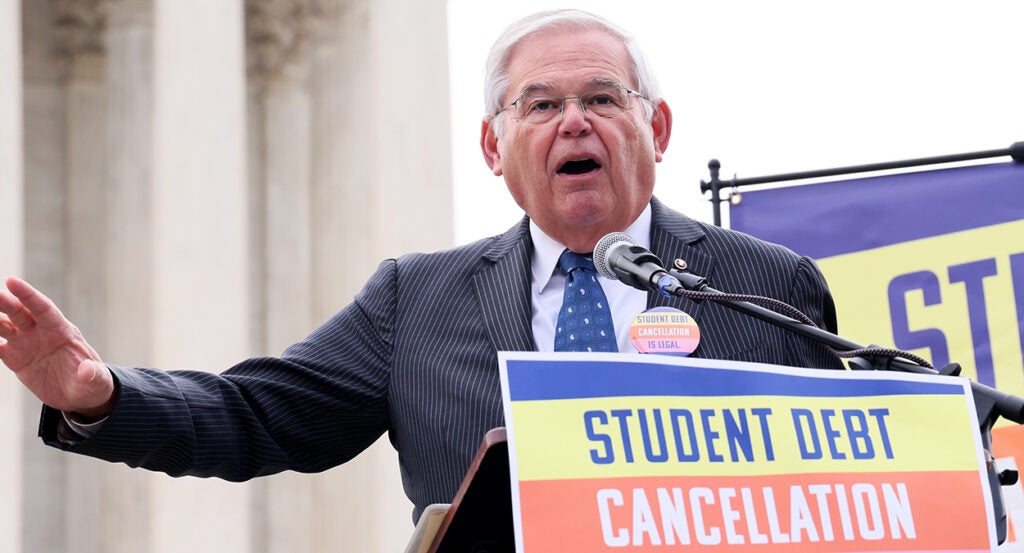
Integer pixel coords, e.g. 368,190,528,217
499,352,996,552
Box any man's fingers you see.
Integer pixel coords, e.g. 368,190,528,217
0,288,34,331
4,276,58,329
0,314,16,338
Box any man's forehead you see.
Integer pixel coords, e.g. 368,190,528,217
507,27,625,64
503,28,632,97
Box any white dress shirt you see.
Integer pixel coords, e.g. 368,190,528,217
528,205,651,353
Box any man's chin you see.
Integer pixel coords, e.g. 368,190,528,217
557,196,614,227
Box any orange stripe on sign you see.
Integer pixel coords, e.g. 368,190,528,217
518,472,990,553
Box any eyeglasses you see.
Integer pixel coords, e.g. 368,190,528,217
497,85,648,125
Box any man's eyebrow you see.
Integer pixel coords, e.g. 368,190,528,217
516,82,557,97
588,76,623,89
516,77,624,97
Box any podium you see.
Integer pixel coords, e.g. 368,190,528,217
426,428,514,553
402,352,1013,552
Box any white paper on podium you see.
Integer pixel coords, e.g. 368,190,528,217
402,503,450,553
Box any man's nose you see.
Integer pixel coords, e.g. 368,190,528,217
558,97,592,136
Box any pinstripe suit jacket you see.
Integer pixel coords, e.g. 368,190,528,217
41,197,842,520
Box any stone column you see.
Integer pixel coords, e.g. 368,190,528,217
54,2,122,552
104,0,153,367
0,0,23,283
309,0,379,306
18,1,71,552
306,1,405,551
245,1,317,551
365,0,453,254
149,1,251,552
353,2,453,550
60,0,108,355
0,0,24,551
304,1,452,551
246,0,314,366
99,1,155,551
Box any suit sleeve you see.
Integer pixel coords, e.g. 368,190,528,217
38,259,400,480
783,255,845,370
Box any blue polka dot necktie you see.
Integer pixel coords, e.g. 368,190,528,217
554,250,619,352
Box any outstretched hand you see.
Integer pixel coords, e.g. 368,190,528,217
0,276,115,420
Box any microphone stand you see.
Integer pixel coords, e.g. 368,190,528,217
662,260,1024,544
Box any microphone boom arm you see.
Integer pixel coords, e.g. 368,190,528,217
663,261,1024,425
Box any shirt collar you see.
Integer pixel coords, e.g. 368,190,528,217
529,203,653,295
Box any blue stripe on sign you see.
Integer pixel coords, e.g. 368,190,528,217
729,162,1024,259
504,358,965,401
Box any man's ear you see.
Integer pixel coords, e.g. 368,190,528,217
651,100,672,162
480,117,503,176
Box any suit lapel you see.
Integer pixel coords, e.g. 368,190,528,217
646,197,717,323
469,200,716,354
471,218,536,352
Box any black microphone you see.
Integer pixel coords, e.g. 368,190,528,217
592,232,680,294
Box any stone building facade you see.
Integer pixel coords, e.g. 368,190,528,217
1,0,453,551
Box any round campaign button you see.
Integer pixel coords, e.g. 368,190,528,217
629,306,700,356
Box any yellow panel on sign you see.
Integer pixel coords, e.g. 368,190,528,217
510,393,979,481
820,219,1024,402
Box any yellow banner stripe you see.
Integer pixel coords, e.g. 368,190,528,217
511,394,980,481
819,219,1024,401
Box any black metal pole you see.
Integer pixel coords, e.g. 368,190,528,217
700,141,1024,227
704,159,722,226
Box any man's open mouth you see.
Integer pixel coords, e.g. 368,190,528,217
558,159,602,175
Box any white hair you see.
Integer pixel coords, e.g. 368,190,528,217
483,9,662,133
